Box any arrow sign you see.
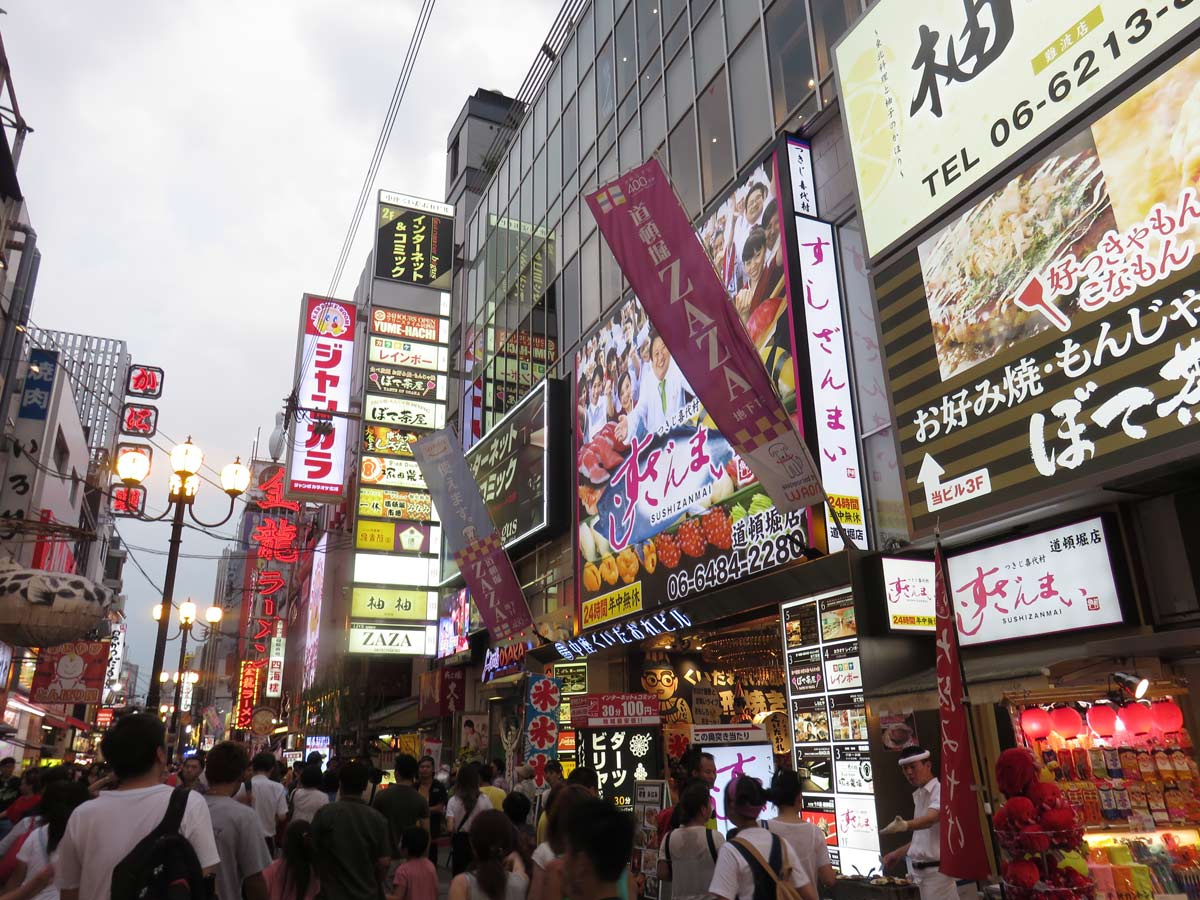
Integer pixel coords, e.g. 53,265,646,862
917,453,992,511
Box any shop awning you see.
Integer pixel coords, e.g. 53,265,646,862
367,697,419,730
42,715,89,732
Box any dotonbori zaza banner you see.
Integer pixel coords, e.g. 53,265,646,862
412,428,535,645
524,675,562,785
287,295,356,502
874,46,1200,537
835,0,1199,258
586,159,824,514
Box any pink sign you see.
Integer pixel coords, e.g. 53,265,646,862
585,159,824,514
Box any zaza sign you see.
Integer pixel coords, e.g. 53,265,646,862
347,622,436,656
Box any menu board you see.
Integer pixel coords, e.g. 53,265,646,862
780,589,879,874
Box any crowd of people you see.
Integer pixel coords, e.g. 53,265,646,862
0,716,847,900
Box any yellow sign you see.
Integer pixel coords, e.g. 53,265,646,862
356,520,394,551
827,494,863,527
835,0,1197,257
350,587,434,621
581,582,643,629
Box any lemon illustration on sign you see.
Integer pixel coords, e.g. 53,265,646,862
841,45,899,208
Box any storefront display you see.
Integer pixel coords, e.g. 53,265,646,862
574,693,663,811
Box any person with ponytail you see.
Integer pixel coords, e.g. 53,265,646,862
10,780,89,900
657,780,724,900
765,771,836,891
263,820,320,900
447,809,528,900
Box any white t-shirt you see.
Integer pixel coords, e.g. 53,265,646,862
16,824,56,900
532,841,556,870
250,774,288,838
662,825,726,900
56,784,221,900
446,792,493,833
290,786,330,823
908,778,941,863
710,827,810,900
766,820,832,889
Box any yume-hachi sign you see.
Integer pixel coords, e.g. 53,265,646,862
287,295,356,502
835,0,1199,258
235,661,261,730
585,159,825,515
933,545,991,880
411,428,535,646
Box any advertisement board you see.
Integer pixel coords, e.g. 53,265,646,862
780,589,878,875
30,641,110,705
437,587,475,659
357,487,438,523
366,364,447,402
367,336,449,372
303,534,327,690
835,0,1199,258
875,48,1200,536
946,516,1123,645
351,587,437,622
375,191,454,290
882,557,937,633
369,308,449,343
577,725,662,811
347,622,438,656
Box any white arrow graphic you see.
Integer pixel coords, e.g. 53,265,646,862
916,453,992,511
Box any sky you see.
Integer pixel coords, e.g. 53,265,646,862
3,0,560,696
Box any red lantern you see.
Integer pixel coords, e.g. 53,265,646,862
1050,706,1084,738
1118,702,1153,735
1087,704,1118,737
1152,700,1184,733
1021,707,1053,740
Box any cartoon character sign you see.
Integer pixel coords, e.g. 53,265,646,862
30,640,109,704
641,651,692,725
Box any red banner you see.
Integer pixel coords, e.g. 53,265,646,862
235,661,262,731
31,641,110,705
584,159,824,513
418,667,464,720
935,545,991,880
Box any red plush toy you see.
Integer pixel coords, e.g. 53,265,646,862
1027,781,1065,810
1018,823,1052,853
996,747,1039,798
1006,860,1040,889
1004,795,1037,825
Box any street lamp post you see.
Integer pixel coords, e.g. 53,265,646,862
154,600,222,762
115,438,250,712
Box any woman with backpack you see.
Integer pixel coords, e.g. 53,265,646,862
656,780,724,900
765,772,836,892
446,764,493,875
708,776,817,900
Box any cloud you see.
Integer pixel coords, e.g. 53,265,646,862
3,0,560,687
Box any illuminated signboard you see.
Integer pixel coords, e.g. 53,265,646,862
574,694,662,811
355,519,438,554
363,424,423,459
946,516,1123,646
370,308,450,343
351,586,438,622
353,552,439,587
364,396,446,431
347,622,438,656
303,534,328,691
360,455,427,490
120,403,158,438
780,588,878,875
881,557,936,633
367,336,449,372
286,294,356,502
374,191,454,290
357,487,438,523
367,364,448,401
265,631,286,698
873,49,1200,537
247,464,300,657
836,0,1199,258
235,661,261,730
437,588,483,659
482,640,532,683
125,364,164,399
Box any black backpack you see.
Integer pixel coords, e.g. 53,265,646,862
111,787,211,900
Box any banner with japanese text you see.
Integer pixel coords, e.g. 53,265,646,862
411,427,535,645
30,640,110,705
934,545,991,881
524,675,562,786
585,159,824,518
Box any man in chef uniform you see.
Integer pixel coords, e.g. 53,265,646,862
880,746,959,900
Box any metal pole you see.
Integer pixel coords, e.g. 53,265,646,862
146,500,186,710
169,622,190,763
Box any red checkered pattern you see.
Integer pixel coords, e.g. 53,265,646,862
454,532,501,565
733,407,792,448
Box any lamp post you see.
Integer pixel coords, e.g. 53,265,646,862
154,600,222,761
116,438,250,712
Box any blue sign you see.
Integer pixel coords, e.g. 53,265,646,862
18,350,58,421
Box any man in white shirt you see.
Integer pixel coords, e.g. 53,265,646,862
249,751,288,854
57,712,220,900
881,746,957,900
618,333,689,444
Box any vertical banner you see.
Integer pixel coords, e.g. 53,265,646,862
411,428,534,645
524,675,562,785
934,544,991,881
584,159,824,513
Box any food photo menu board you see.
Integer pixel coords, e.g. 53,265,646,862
780,589,880,874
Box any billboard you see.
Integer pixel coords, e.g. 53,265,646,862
303,534,327,690
286,295,356,502
30,641,110,705
374,191,454,290
875,49,1200,536
835,0,1199,258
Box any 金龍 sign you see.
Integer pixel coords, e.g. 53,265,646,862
287,295,356,502
881,557,936,633
876,49,1200,536
835,0,1199,258
374,191,454,290
235,661,261,730
946,516,1123,645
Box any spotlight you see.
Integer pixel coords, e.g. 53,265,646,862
1113,671,1149,700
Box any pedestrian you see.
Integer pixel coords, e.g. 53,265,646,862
2,772,42,836
0,760,20,814
529,785,590,900
501,792,535,871
542,761,563,793
446,763,492,875
512,767,538,808
415,756,447,866
264,820,319,900
10,780,89,900
880,747,954,900
446,810,528,900
670,752,716,830
765,771,835,891
309,761,391,900
561,797,634,900
655,767,686,848
388,827,437,900
657,780,724,900
564,768,598,797
490,760,510,793
372,755,428,856
179,756,205,793
205,741,272,900
478,765,506,812
290,766,329,825
56,712,219,900
708,776,816,900
251,752,289,856
322,769,340,803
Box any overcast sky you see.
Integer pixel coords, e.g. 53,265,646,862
4,0,559,696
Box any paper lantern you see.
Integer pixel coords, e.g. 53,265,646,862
1050,706,1084,738
1021,707,1053,740
1151,699,1184,733
1087,704,1118,736
1118,702,1153,735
